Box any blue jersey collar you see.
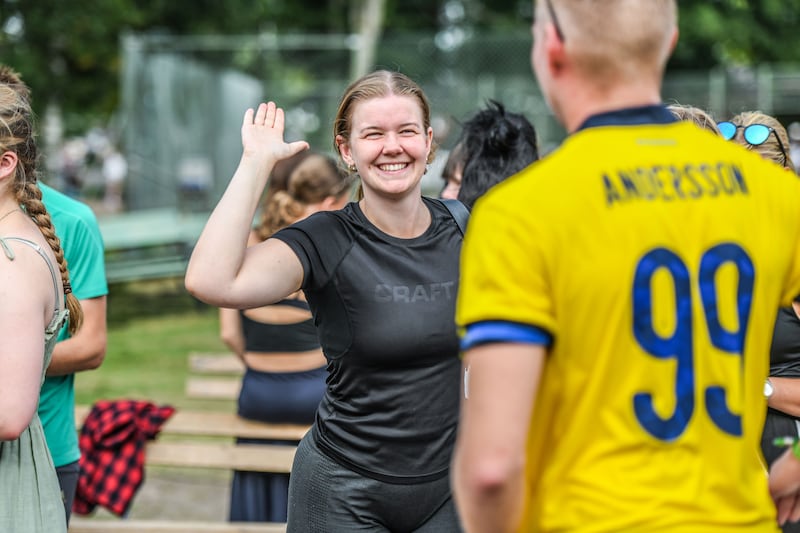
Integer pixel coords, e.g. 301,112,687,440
576,105,677,132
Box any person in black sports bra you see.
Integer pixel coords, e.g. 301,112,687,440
218,152,353,523
187,70,466,532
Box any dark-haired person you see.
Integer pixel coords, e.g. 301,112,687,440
440,101,539,209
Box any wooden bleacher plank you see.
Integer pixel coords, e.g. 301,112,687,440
145,442,296,473
185,377,241,400
74,406,310,441
188,352,245,375
69,518,286,532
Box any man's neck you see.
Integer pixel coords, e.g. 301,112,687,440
557,79,663,134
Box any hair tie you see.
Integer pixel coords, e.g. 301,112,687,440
64,282,72,295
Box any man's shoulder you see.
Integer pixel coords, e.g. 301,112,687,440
40,183,99,228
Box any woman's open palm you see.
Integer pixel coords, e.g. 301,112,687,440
241,101,309,163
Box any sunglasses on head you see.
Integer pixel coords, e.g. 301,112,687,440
718,121,789,167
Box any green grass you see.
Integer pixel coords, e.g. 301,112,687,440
74,279,234,410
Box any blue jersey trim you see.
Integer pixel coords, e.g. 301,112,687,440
461,321,553,351
577,105,677,132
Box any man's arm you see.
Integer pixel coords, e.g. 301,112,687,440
452,342,546,533
45,295,107,376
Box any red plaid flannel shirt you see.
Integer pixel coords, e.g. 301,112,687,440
73,399,175,517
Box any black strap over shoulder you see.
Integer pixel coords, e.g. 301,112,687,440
438,198,470,236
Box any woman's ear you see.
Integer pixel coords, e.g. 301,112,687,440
425,127,434,163
336,135,353,167
0,151,18,181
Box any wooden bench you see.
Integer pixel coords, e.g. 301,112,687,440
74,405,309,442
70,405,311,533
185,352,244,401
70,521,286,532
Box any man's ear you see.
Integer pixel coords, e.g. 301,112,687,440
0,151,18,181
545,22,567,74
668,27,679,55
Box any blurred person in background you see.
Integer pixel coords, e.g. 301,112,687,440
667,103,721,135
439,101,538,207
789,122,800,175
719,111,795,173
219,152,353,523
0,64,83,533
720,111,800,532
454,100,539,210
439,140,465,201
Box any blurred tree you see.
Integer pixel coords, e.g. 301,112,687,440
672,0,800,68
2,0,800,134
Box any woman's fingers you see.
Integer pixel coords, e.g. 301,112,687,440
274,107,285,133
254,102,269,125
264,102,283,128
243,107,254,127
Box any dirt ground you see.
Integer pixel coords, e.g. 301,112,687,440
74,468,231,523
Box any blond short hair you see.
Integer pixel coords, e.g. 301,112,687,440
539,0,677,82
730,111,794,170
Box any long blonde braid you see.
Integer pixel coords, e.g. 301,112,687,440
15,181,83,334
0,68,83,334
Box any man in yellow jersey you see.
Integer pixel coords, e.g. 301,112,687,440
452,1,800,532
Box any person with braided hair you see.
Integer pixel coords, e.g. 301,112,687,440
0,63,108,527
218,152,353,523
0,66,83,532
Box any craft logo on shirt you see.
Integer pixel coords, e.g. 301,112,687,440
374,281,456,303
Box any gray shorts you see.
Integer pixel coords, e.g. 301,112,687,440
287,432,463,533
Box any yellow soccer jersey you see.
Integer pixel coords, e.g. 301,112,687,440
457,113,800,532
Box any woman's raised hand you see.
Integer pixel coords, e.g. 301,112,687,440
242,102,309,163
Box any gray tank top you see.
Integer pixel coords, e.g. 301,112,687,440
0,236,69,533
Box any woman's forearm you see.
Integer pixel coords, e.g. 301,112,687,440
185,155,274,305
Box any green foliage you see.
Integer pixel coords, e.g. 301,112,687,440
673,0,800,68
75,281,229,408
4,1,800,134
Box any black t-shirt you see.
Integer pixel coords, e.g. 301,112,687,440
273,197,463,483
770,306,800,377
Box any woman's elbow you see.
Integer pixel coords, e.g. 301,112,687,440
184,270,203,299
0,415,32,441
85,344,107,370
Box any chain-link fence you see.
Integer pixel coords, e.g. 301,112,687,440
120,32,800,211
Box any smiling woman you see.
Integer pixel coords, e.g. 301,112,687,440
186,69,466,532
336,92,434,209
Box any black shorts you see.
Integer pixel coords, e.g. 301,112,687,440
287,432,462,533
